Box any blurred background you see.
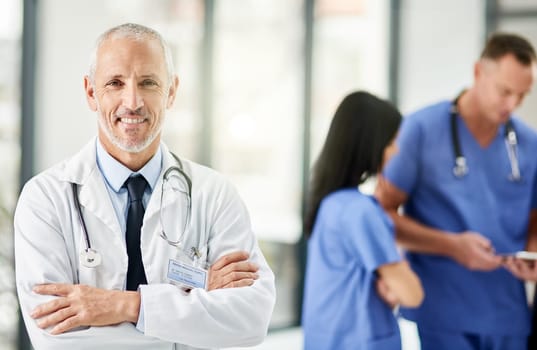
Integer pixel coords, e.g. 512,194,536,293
1,0,537,349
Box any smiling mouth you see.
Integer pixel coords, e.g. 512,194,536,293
119,117,145,124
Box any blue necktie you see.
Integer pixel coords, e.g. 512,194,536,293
125,175,148,291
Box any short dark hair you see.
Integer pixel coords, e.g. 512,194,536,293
480,32,537,65
303,91,402,236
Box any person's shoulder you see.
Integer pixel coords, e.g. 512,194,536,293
321,188,373,213
178,158,242,203
21,140,96,194
181,158,228,184
510,116,537,141
405,100,451,125
18,159,73,208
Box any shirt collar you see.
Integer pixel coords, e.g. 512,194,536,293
96,138,162,193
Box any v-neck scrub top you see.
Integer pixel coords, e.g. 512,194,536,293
383,100,537,335
302,188,402,350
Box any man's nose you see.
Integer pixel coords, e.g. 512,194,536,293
122,83,144,110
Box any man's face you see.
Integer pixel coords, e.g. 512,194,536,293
475,53,536,125
84,37,177,154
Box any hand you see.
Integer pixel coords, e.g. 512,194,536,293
208,251,259,291
450,231,502,271
503,256,537,281
31,284,140,335
375,277,399,309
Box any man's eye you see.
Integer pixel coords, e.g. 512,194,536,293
141,80,158,87
106,80,123,87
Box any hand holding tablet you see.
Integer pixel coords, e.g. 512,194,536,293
502,251,537,281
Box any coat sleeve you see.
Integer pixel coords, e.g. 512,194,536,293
14,177,171,350
139,176,276,348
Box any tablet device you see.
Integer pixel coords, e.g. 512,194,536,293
504,251,537,261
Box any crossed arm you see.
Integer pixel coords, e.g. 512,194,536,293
30,251,259,335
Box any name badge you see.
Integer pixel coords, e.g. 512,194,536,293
167,259,208,290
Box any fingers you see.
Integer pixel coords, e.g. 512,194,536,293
28,284,138,334
208,253,260,290
31,297,83,335
212,261,259,275
50,314,82,335
33,283,73,297
219,271,259,288
375,278,399,308
35,304,76,330
208,269,260,291
503,257,537,281
208,251,259,290
474,235,493,251
211,251,250,271
470,249,502,270
456,233,502,270
31,297,70,319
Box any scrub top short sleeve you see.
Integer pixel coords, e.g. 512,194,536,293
383,114,422,194
344,198,401,273
302,189,403,350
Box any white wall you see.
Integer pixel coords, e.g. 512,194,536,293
36,2,96,170
397,0,485,115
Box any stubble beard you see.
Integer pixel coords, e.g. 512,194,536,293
96,105,163,154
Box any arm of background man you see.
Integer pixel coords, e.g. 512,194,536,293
375,176,502,271
138,176,276,348
376,260,423,307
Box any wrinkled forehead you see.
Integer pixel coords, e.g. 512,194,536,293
95,37,168,78
97,35,164,59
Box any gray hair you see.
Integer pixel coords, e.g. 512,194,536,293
88,23,174,85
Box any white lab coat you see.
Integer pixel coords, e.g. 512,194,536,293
14,138,276,350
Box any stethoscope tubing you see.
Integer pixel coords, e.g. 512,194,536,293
72,152,193,265
450,93,520,181
72,182,92,251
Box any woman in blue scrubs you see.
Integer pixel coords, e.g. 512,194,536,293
302,91,423,350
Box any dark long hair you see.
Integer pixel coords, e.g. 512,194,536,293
304,91,402,236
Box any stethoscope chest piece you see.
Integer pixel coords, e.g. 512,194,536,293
450,92,520,182
453,156,469,178
80,248,102,268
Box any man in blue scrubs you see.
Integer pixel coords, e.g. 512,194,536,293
376,33,537,349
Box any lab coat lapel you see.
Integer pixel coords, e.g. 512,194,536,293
78,171,121,235
65,138,122,236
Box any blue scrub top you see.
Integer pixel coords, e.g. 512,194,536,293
383,100,537,335
302,188,402,350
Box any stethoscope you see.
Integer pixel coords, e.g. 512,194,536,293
72,152,194,268
450,93,521,181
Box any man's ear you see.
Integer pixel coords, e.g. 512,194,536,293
473,61,481,81
166,75,179,109
84,76,98,111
